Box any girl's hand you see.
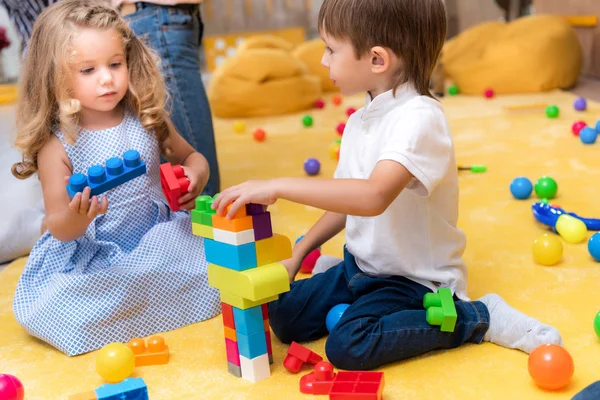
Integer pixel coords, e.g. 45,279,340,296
177,165,205,211
212,180,278,219
64,177,108,220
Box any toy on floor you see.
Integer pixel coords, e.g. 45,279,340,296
545,104,560,119
127,335,170,367
532,202,600,231
458,164,486,173
193,199,291,382
572,121,587,136
534,176,557,199
329,139,341,161
574,97,587,111
589,233,600,261
424,288,457,332
528,344,574,390
233,120,246,133
555,214,588,244
66,150,146,199
326,304,350,333
253,128,266,142
510,177,533,200
299,361,385,399
332,95,343,106
304,158,321,176
448,84,459,95
336,122,345,136
96,343,135,383
0,374,24,400
315,99,326,109
70,377,149,400
594,311,600,338
160,163,190,212
303,115,314,127
295,235,321,273
346,107,356,117
580,126,597,144
532,234,563,266
284,341,323,373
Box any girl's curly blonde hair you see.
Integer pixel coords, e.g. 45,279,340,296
12,0,174,179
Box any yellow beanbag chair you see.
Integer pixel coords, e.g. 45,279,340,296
293,39,338,92
208,46,322,118
442,15,582,94
237,35,295,52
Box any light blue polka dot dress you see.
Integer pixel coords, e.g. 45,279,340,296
13,110,221,356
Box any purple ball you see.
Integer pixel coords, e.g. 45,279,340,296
304,158,321,176
574,97,587,112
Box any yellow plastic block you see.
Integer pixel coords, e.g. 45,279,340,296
224,326,237,342
208,263,290,301
192,222,214,239
220,290,279,310
564,15,598,27
255,234,292,266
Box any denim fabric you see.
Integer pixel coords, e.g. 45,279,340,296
126,4,220,196
572,381,600,400
269,247,490,370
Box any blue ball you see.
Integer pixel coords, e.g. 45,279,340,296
510,177,533,200
326,303,350,332
580,127,598,144
589,233,600,262
304,158,321,176
574,97,587,111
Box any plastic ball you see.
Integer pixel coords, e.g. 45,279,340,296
96,343,135,383
589,233,600,262
594,311,600,338
302,115,314,127
509,177,533,200
0,374,24,400
545,105,560,119
233,121,246,134
571,121,587,136
326,304,351,332
528,344,574,390
574,97,587,112
534,177,558,199
253,128,266,142
304,158,321,176
314,99,325,109
300,248,321,274
332,95,343,106
448,85,459,96
580,126,598,144
595,120,600,132
555,214,587,244
483,88,494,98
346,107,356,117
329,140,341,160
336,122,346,136
532,234,563,266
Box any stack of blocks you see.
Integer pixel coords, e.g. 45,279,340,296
191,195,292,382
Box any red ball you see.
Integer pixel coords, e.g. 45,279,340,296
346,107,356,117
0,374,24,400
483,88,494,99
314,99,325,109
300,248,321,274
332,95,343,106
336,123,346,136
528,344,574,390
571,120,587,136
253,128,266,142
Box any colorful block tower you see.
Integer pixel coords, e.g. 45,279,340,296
192,195,291,382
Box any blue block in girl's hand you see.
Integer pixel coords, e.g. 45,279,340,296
66,150,147,198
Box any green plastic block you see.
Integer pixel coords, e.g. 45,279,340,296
191,195,217,226
423,288,457,332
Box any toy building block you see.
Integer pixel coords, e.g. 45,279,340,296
329,371,385,400
255,234,292,265
232,305,265,335
284,341,323,373
192,223,214,240
262,303,273,364
251,212,273,240
224,326,237,342
246,203,267,215
423,288,457,333
127,335,169,367
69,390,97,400
228,362,242,378
208,262,290,301
191,195,217,226
213,228,255,246
300,361,337,395
204,239,257,271
240,353,271,383
67,150,146,198
265,329,273,365
95,377,148,400
220,290,278,310
225,338,241,367
212,214,254,232
237,330,268,359
159,163,190,211
222,302,236,329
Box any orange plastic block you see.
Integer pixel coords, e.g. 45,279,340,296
69,390,96,400
224,326,237,342
127,335,170,367
212,214,254,232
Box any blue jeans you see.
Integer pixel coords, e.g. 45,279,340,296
125,4,220,196
269,248,490,370
573,381,600,400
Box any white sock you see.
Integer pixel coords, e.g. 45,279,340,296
478,293,563,354
312,255,343,275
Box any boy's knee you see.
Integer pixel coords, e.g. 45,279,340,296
325,331,373,371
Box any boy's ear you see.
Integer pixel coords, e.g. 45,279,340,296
370,46,391,73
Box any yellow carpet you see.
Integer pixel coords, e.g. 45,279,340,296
1,90,599,400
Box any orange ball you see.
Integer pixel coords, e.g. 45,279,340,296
528,344,574,390
332,95,342,106
253,128,266,142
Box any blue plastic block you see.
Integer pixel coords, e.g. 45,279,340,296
95,377,148,400
204,239,257,271
67,150,147,198
233,306,264,335
237,331,268,359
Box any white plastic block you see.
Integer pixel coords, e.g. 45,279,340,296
240,353,271,383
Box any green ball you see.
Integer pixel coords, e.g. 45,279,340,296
535,176,558,199
541,198,549,204
594,311,600,339
448,85,459,96
545,104,559,119
302,115,314,127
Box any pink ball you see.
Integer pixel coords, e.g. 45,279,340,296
0,374,24,400
572,120,587,137
336,122,346,136
346,107,356,117
300,248,321,274
483,88,494,99
314,99,325,109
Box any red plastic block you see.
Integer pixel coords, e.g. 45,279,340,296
284,341,323,373
222,303,235,329
329,371,385,400
265,329,273,357
261,303,269,320
300,361,336,394
160,163,190,211
225,338,241,366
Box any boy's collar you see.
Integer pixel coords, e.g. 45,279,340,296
362,82,418,121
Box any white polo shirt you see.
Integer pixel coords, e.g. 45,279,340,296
335,83,469,300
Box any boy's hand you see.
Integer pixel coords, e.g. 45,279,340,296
280,256,303,283
212,180,278,219
65,177,108,219
177,165,204,211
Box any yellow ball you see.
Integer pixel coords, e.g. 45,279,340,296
532,234,563,266
555,214,587,244
96,343,135,383
233,121,246,134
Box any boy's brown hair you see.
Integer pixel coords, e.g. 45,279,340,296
318,0,446,98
